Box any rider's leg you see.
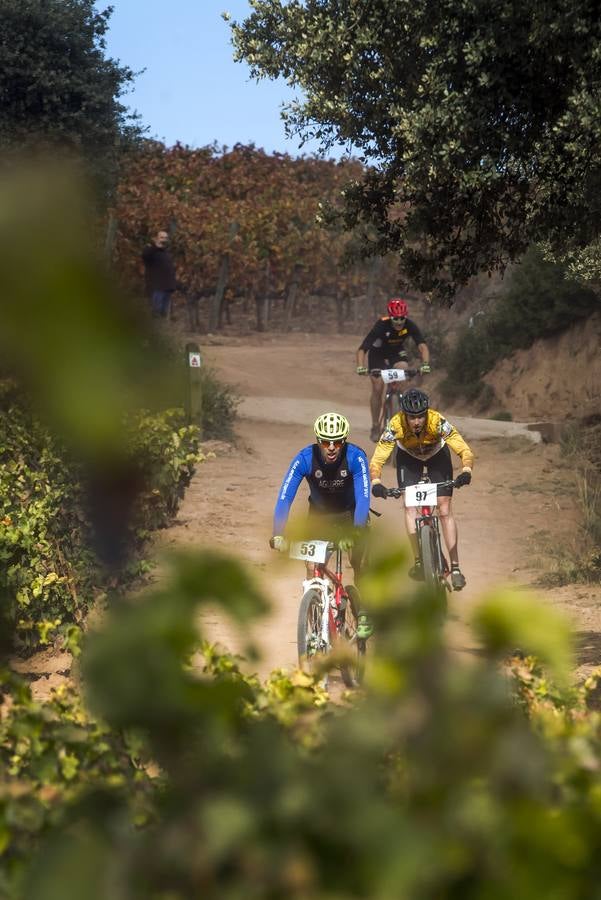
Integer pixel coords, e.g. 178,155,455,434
349,538,374,639
437,495,466,589
437,496,458,565
369,376,384,438
403,505,419,558
403,504,425,580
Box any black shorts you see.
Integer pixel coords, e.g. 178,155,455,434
368,348,408,372
396,445,454,497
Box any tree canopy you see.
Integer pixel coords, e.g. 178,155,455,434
231,0,601,298
0,0,139,187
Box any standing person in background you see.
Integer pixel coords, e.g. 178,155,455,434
142,230,177,319
356,298,431,441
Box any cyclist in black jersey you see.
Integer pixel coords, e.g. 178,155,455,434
356,298,431,441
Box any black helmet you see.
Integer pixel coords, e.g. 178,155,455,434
401,388,429,415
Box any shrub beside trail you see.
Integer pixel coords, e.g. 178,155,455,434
441,247,599,403
0,386,201,652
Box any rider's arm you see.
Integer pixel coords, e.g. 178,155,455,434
406,320,429,363
358,322,380,354
441,421,475,471
272,448,311,535
347,446,371,526
356,347,368,368
369,418,399,482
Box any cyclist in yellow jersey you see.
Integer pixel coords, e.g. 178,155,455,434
369,388,473,590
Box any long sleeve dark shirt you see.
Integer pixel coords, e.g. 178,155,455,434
142,244,177,293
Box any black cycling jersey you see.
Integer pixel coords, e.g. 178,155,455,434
359,317,425,356
306,445,354,515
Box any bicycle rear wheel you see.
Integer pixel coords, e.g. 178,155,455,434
297,588,327,672
386,390,402,419
418,522,447,611
339,585,366,688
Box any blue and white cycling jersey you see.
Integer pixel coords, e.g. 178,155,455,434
273,442,370,535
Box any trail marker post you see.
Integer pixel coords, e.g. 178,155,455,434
185,342,203,437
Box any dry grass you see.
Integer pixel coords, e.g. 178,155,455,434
534,423,601,585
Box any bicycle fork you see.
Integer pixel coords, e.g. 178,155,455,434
302,546,346,651
416,512,450,579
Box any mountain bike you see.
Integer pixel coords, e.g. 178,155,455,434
370,367,418,433
385,476,459,608
290,539,365,689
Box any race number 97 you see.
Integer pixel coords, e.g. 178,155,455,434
404,483,438,507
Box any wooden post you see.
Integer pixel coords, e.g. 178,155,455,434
184,342,203,437
335,291,345,334
367,257,381,316
210,222,239,332
255,295,268,332
255,257,272,332
283,264,302,332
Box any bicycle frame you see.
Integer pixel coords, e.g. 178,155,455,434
302,545,348,651
386,477,455,587
414,502,450,579
370,367,418,431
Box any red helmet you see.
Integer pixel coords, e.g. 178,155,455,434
387,298,409,318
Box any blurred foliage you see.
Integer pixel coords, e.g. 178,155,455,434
0,163,180,459
3,547,601,897
0,164,207,651
441,247,599,402
0,0,141,194
5,138,601,900
0,388,200,652
0,670,155,897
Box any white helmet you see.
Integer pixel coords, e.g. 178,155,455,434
314,412,350,442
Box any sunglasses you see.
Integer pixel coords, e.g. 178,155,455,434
391,316,406,324
318,438,345,448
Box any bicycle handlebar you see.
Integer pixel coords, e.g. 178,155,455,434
370,367,418,378
385,479,458,498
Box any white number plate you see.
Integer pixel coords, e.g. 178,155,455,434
380,368,407,383
289,540,330,563
404,483,438,507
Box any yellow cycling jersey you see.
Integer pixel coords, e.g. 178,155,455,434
369,408,474,481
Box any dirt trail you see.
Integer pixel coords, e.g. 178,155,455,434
160,332,601,680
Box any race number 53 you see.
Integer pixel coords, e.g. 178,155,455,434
289,540,329,563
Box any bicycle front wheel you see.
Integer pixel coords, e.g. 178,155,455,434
419,522,447,610
297,588,327,671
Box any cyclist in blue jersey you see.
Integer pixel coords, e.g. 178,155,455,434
270,413,371,639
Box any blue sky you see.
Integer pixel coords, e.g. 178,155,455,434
98,0,341,157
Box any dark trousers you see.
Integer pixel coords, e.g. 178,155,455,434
151,290,173,318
